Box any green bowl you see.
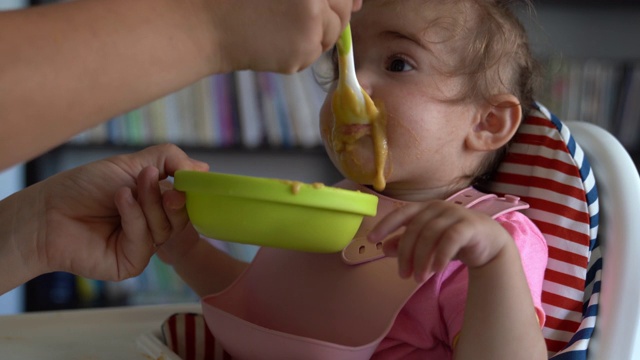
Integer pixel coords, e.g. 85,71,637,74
173,171,378,253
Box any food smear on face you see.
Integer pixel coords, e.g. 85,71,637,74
331,85,388,192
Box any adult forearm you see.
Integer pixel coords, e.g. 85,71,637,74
0,0,216,170
0,185,47,295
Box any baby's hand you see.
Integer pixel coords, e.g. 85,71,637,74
368,200,513,282
133,166,200,265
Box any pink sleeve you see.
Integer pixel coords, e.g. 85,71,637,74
439,211,549,345
496,211,549,327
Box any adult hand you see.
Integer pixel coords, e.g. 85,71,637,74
210,0,363,73
128,173,249,296
23,144,208,284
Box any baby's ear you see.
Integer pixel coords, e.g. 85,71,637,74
466,94,522,151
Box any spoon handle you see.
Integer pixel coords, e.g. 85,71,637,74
337,24,364,105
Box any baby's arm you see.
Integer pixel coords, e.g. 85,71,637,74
454,231,546,359
158,235,248,297
369,200,547,360
136,167,248,297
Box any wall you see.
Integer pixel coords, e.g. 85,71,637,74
520,5,640,60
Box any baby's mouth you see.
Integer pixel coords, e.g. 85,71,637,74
330,107,388,192
334,123,371,141
331,124,371,162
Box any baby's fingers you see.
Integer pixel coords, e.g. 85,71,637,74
368,203,428,243
415,221,466,279
382,233,431,281
407,212,461,282
381,235,401,257
161,189,190,232
137,166,172,247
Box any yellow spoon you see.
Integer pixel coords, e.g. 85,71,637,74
332,24,379,125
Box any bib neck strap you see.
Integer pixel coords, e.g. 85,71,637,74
341,187,529,265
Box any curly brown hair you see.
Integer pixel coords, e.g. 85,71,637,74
415,0,542,185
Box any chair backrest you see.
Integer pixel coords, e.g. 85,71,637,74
487,104,600,358
563,121,640,360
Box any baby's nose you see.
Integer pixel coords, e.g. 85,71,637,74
355,69,373,96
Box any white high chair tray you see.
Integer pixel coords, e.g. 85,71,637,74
0,302,197,360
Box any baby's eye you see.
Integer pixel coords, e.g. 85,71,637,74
386,56,414,72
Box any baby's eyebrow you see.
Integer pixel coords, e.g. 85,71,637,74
380,30,430,52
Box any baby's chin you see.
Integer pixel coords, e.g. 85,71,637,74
333,136,382,186
324,118,390,191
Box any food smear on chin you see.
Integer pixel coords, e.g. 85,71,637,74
331,88,388,191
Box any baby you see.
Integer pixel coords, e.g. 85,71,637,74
142,0,548,358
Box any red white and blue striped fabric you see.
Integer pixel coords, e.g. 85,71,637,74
162,313,231,360
488,103,600,359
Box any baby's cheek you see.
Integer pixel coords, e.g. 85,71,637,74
319,104,334,142
319,98,333,124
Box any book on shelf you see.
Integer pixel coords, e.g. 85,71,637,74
191,77,215,146
256,71,284,147
235,70,264,148
213,73,238,147
146,98,170,144
271,72,296,148
282,71,323,148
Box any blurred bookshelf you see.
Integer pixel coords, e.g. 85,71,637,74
537,58,640,154
518,2,640,164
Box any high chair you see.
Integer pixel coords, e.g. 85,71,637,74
162,104,640,360
488,104,640,359
563,121,640,360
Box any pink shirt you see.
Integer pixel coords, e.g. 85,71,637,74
372,211,548,359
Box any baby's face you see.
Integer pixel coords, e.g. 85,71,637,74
320,0,484,198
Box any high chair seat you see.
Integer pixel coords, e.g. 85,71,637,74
487,104,600,358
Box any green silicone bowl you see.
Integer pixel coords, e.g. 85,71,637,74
173,170,378,253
